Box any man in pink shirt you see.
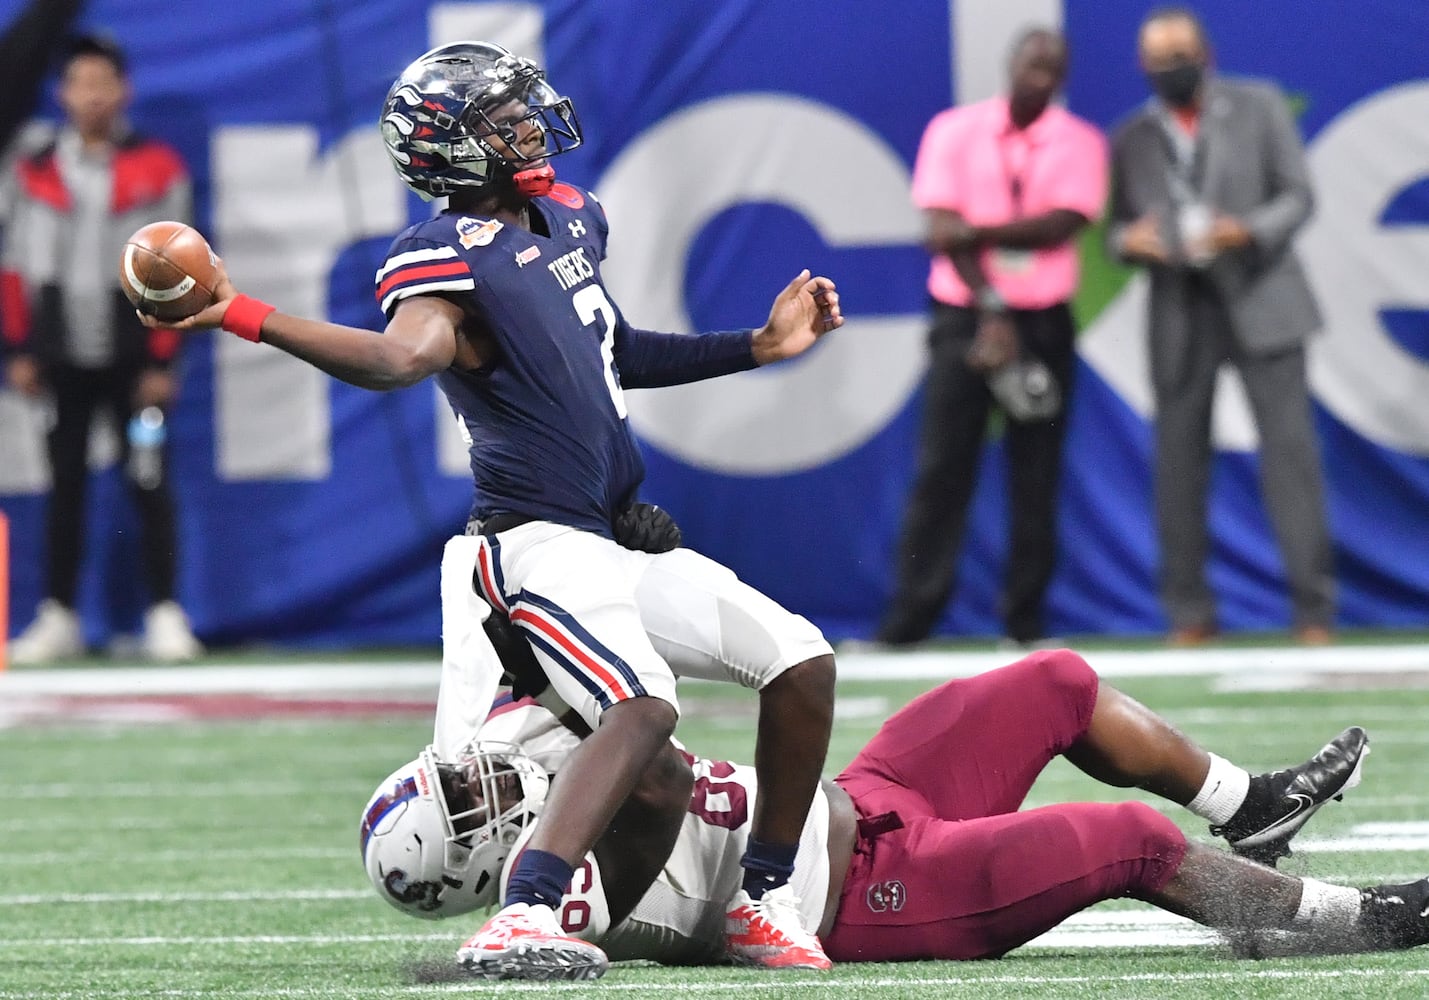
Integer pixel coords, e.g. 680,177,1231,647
875,28,1108,649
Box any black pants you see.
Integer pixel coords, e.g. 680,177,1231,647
877,302,1077,644
44,362,177,607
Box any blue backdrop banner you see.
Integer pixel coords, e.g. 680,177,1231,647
2,0,1427,648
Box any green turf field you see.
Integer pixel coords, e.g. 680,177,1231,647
6,670,1429,999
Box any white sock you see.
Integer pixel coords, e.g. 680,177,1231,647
1292,878,1362,931
1185,753,1251,825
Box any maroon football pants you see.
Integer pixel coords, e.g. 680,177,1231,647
825,649,1188,961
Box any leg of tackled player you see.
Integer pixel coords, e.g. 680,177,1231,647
1061,661,1368,866
725,653,836,970
456,695,676,981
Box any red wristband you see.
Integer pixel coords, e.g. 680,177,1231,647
222,294,276,343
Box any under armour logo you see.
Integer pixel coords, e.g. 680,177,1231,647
568,219,586,239
865,879,906,913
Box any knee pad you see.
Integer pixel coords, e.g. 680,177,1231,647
1114,801,1188,890
1028,648,1098,725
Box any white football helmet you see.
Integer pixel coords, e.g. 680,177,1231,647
359,740,549,919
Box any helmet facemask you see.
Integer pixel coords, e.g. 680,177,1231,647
435,740,550,863
359,741,549,919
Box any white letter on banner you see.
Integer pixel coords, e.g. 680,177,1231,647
1302,82,1429,456
953,0,1063,105
212,126,407,480
597,95,926,475
429,2,542,60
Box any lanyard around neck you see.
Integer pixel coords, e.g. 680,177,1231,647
999,129,1036,217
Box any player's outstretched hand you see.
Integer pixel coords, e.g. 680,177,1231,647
134,258,240,332
751,269,843,365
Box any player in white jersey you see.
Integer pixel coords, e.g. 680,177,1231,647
472,683,1403,965
363,586,1429,963
483,701,836,965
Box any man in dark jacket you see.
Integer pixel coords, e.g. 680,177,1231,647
1107,7,1334,647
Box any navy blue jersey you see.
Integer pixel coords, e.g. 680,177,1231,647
375,182,756,537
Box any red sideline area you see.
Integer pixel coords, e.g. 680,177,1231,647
6,644,1429,728
1,510,8,672
0,662,442,728
1,691,436,729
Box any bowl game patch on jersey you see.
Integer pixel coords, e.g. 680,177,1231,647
458,217,504,249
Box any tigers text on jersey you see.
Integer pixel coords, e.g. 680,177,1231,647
374,182,757,538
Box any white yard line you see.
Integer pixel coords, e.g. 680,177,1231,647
0,888,369,905
2,780,372,799
1,966,1429,998
0,910,1222,950
0,663,441,695
833,644,1429,681
0,846,350,864
5,909,1429,995
2,644,1428,700
2,933,450,947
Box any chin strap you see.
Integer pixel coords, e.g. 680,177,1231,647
512,164,555,197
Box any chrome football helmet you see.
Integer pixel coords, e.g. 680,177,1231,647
380,41,582,199
359,740,549,920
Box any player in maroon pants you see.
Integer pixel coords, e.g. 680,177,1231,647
365,648,1429,961
825,650,1338,959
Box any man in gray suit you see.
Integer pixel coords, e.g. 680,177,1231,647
1108,7,1334,646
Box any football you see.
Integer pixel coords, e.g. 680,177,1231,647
119,221,220,323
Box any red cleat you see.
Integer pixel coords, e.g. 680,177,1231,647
456,902,609,981
725,885,832,970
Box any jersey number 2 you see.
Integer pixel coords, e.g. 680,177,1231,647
572,284,628,419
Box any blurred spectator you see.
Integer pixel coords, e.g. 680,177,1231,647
873,27,1107,649
1107,7,1333,646
0,0,85,157
2,33,202,662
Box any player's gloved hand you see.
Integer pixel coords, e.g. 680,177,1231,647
613,502,682,554
482,610,549,700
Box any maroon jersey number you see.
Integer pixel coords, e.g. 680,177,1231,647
687,759,749,830
560,858,595,933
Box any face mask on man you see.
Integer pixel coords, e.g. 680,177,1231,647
1148,62,1203,108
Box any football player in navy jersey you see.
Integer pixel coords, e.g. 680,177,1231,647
146,41,843,979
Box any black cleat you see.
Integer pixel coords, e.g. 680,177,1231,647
1359,879,1429,951
1211,726,1369,866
